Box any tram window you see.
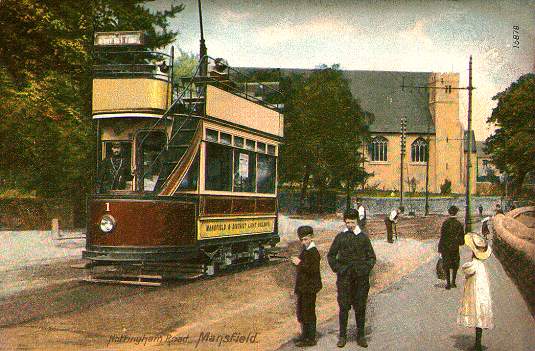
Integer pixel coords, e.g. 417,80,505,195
206,129,218,142
267,144,276,155
178,152,199,191
257,142,266,153
234,136,244,148
205,142,233,191
98,141,132,192
245,140,255,151
233,149,256,192
136,131,166,192
220,132,232,145
257,154,276,193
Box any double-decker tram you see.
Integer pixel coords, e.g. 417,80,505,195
83,30,283,285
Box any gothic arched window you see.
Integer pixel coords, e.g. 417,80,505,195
411,138,428,163
369,136,388,162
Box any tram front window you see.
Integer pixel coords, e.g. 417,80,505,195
136,131,166,192
97,141,132,193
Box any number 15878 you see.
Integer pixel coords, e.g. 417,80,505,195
513,26,519,48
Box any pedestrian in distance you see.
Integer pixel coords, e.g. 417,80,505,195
478,204,483,218
291,225,322,347
438,205,465,289
327,209,376,348
356,199,367,229
458,233,493,351
495,203,504,215
385,206,404,243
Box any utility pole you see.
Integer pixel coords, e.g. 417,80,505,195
400,116,407,207
401,58,475,224
424,116,431,216
465,55,474,232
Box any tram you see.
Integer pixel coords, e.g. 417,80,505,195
82,28,283,285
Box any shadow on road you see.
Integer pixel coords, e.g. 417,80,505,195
451,333,488,351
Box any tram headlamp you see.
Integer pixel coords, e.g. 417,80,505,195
99,215,116,233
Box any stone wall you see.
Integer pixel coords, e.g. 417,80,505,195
279,190,500,216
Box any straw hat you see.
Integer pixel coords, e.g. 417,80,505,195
464,232,492,260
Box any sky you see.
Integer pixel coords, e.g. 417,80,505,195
150,0,535,141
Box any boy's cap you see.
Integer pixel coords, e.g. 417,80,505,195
297,225,313,239
344,208,359,220
448,205,459,215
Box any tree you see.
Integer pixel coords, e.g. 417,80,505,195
0,1,183,197
485,73,535,199
282,65,372,212
173,50,199,79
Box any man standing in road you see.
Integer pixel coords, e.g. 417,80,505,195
356,199,367,229
328,209,376,348
385,206,404,243
438,205,465,289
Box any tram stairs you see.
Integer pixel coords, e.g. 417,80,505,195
152,75,206,192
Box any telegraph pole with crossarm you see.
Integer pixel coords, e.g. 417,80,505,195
401,56,475,231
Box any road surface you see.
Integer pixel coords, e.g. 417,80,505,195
279,241,535,351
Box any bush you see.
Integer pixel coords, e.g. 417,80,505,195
440,179,452,195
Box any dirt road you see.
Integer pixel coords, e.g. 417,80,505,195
0,215,445,351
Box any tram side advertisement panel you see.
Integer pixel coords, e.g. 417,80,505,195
198,216,276,239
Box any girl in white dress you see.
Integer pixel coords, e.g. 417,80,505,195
458,233,493,351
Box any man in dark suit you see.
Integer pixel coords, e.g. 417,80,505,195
438,205,465,289
97,142,131,193
292,225,322,347
328,209,376,348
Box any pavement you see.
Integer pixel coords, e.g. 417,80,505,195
279,239,535,351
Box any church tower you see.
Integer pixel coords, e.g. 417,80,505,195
428,73,465,194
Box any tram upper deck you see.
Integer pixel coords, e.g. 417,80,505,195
92,46,284,198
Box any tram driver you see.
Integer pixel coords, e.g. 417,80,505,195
97,141,132,193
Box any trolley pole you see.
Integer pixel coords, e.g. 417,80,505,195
400,116,407,207
198,0,207,77
465,56,474,232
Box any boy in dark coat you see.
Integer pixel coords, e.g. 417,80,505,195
328,209,376,348
292,225,322,347
438,205,465,289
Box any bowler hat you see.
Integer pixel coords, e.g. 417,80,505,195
448,205,459,215
297,225,313,239
464,232,492,260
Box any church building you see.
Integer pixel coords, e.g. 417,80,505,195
242,68,477,194
342,70,477,194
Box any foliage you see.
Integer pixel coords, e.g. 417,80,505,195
280,65,372,211
408,177,418,193
440,179,452,195
485,73,535,198
173,50,199,80
0,0,182,200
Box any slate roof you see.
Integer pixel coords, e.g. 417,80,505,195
239,67,436,134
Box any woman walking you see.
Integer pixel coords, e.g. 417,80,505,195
458,233,493,351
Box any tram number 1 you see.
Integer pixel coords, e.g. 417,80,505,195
105,202,110,212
